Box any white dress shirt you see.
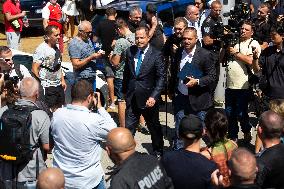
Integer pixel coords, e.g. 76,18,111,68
134,44,150,71
178,45,197,95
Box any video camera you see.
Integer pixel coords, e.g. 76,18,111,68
212,20,239,49
224,2,251,32
3,72,19,85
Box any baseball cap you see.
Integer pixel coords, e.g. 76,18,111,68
179,114,203,139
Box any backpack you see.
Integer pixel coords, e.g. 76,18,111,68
0,105,39,165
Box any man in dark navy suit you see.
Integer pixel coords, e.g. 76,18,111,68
169,27,216,150
123,26,165,157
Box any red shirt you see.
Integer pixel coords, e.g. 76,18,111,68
42,2,62,31
2,0,23,32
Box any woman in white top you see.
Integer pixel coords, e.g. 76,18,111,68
62,0,79,40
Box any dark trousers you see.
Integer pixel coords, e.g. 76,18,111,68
125,99,164,152
225,88,251,139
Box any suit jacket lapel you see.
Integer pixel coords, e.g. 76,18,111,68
130,46,138,75
137,46,152,76
191,46,200,65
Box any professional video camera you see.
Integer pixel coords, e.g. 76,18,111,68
224,2,251,32
3,71,19,85
212,21,239,49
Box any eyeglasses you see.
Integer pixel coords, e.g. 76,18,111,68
194,2,202,5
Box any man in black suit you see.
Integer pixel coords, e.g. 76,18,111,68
123,26,165,157
169,27,216,150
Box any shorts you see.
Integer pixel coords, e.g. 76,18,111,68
43,85,65,109
6,31,20,50
114,78,124,101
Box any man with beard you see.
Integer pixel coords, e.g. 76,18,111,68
32,25,67,111
51,80,116,188
106,127,173,189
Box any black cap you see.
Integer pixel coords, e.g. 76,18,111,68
179,114,203,139
146,3,157,14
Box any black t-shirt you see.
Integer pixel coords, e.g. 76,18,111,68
109,152,174,189
161,149,217,189
201,15,223,52
94,19,118,56
162,34,182,58
147,20,164,51
259,45,284,99
256,143,284,189
128,19,147,33
253,18,272,45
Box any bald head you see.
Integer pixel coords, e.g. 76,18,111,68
78,20,92,31
186,5,199,22
37,168,65,189
20,77,39,98
107,127,136,153
228,148,257,184
259,110,284,139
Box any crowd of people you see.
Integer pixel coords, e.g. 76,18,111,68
0,0,284,188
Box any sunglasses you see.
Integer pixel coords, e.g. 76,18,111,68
195,2,202,5
79,30,93,36
0,58,12,62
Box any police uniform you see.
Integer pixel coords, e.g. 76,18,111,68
109,152,173,189
201,15,223,91
201,15,223,52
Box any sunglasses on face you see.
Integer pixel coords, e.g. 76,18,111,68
195,2,202,5
0,58,12,62
79,30,93,36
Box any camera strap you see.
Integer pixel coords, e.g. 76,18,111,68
245,39,255,75
14,63,23,80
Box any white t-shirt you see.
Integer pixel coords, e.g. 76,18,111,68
33,42,62,87
226,38,261,89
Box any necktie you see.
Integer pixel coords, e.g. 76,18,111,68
135,50,143,76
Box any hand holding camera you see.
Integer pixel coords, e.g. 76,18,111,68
93,92,102,109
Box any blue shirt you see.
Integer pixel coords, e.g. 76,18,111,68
68,37,97,80
51,104,117,188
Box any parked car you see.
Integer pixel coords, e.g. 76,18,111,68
0,0,47,29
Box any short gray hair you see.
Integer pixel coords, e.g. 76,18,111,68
78,20,91,31
20,77,39,98
129,6,142,16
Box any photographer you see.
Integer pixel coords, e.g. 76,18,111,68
201,0,223,91
0,46,31,87
225,20,261,142
51,80,116,189
252,26,284,100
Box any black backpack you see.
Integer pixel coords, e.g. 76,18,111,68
0,105,38,165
